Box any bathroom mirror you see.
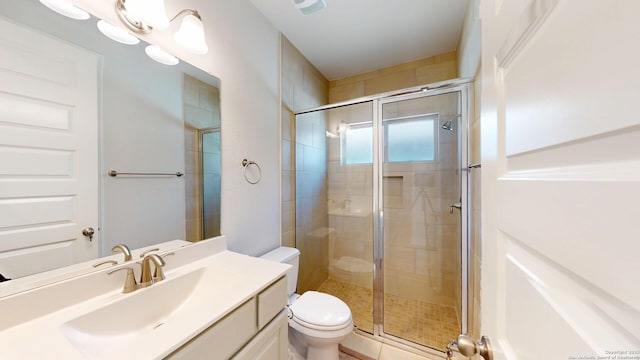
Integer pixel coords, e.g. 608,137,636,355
0,0,221,294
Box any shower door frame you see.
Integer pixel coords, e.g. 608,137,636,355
198,127,221,239
294,78,472,355
372,84,470,354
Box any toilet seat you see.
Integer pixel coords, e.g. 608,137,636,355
289,291,352,331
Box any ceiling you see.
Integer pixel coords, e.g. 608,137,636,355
250,0,469,80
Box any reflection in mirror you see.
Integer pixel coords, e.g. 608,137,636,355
201,130,222,238
0,0,221,295
183,75,221,241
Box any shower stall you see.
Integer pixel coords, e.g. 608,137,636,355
293,81,469,353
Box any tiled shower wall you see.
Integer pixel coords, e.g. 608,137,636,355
280,35,329,293
329,51,458,103
184,75,221,242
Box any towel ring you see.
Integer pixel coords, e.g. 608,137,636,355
242,159,262,184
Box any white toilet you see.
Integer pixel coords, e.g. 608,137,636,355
260,247,353,360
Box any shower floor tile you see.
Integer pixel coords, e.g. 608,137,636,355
318,278,460,351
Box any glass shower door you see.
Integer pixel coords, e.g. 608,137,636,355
379,91,463,350
297,101,376,334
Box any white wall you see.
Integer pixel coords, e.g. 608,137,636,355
457,0,481,78
70,0,282,256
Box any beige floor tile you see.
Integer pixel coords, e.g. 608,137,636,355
319,278,460,351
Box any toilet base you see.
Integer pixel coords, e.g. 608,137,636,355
288,330,307,359
307,344,340,360
288,321,352,360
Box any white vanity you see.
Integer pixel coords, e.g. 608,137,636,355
0,236,290,359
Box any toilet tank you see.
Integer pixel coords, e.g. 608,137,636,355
259,246,300,297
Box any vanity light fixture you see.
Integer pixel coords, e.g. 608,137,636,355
172,10,209,55
115,0,209,55
116,0,169,32
38,0,90,20
145,45,179,66
97,20,140,45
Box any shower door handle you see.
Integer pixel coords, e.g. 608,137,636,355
449,202,462,214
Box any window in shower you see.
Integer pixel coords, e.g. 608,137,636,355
344,124,373,165
384,115,436,162
342,114,436,165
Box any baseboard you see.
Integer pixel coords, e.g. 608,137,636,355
339,344,377,360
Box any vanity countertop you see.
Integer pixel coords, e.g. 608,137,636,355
0,236,289,359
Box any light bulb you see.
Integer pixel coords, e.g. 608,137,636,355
39,0,90,20
173,13,208,55
97,20,140,45
145,45,179,66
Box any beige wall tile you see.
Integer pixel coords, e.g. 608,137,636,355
281,106,293,141
364,69,416,96
329,51,458,103
416,61,458,85
378,56,436,76
281,231,294,248
329,81,365,103
184,127,198,152
199,86,219,113
304,63,329,106
280,34,329,292
281,199,294,233
281,139,292,171
435,50,457,63
183,76,199,107
281,170,294,202
330,71,377,88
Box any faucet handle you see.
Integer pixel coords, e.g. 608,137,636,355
153,253,173,282
92,260,118,268
107,266,138,293
139,248,160,258
112,244,132,262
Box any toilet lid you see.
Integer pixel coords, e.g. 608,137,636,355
289,291,352,328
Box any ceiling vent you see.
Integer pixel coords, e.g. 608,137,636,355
293,0,327,15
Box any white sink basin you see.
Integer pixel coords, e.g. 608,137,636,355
61,265,244,358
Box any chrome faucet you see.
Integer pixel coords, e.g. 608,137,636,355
107,253,167,293
111,244,132,262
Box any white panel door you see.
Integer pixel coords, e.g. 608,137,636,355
480,0,640,358
0,17,99,278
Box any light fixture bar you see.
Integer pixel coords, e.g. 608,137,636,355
170,9,201,22
115,0,152,34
